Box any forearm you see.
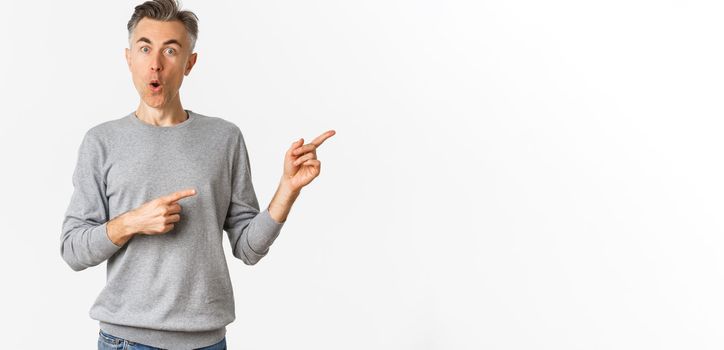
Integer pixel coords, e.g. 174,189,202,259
227,182,290,265
60,221,123,271
267,180,300,224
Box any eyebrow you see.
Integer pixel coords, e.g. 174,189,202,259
136,37,183,47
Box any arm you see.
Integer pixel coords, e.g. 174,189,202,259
60,132,122,271
224,128,285,265
266,182,300,224
224,128,335,265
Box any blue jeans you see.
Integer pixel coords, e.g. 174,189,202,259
98,329,227,350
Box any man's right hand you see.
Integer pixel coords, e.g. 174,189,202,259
106,188,197,246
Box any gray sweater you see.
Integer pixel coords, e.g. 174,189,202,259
60,110,285,349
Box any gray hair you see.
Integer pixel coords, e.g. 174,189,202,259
127,0,199,51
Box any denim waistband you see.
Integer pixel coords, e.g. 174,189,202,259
99,321,226,349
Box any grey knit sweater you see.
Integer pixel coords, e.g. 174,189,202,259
60,110,285,349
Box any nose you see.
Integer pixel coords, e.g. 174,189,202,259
150,53,163,72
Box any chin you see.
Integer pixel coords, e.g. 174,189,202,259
142,96,166,108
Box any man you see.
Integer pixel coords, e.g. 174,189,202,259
60,0,335,349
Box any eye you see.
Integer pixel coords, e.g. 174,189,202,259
165,47,176,55
140,46,150,53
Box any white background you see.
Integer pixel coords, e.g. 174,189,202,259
0,0,722,349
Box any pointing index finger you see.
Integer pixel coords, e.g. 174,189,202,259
310,129,336,148
163,188,197,203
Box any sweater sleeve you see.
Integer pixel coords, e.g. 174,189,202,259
223,127,285,265
60,131,122,272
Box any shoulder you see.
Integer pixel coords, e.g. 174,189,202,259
80,113,129,148
188,110,247,139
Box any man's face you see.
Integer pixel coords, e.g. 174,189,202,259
125,18,197,109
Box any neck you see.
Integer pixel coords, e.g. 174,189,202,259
135,95,188,126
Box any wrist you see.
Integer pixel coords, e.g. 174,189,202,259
279,179,301,197
119,211,140,236
107,212,137,246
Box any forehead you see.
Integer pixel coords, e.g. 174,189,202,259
131,18,188,44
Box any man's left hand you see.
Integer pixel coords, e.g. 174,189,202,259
282,129,336,193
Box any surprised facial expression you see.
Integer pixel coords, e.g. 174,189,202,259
125,18,197,109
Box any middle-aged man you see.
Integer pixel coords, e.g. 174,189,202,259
60,0,335,349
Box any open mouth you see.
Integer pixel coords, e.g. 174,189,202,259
149,80,162,91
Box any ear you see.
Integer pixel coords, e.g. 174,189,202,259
124,47,131,70
184,52,197,76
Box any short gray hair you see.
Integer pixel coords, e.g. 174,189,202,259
127,0,199,51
